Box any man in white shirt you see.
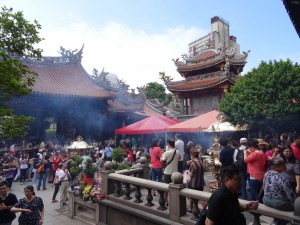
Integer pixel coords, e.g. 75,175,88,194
175,134,184,173
161,139,181,207
57,163,70,207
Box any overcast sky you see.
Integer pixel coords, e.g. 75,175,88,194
1,0,299,89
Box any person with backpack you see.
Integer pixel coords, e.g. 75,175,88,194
233,138,249,200
32,155,40,187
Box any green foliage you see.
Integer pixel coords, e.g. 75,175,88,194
145,82,171,105
220,60,300,131
116,164,130,170
0,6,43,139
84,158,96,176
74,157,83,164
70,157,83,176
112,147,124,164
0,109,34,140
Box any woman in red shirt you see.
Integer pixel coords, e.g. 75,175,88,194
244,138,266,201
52,152,62,173
149,139,163,183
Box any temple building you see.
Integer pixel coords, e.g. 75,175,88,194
163,16,249,116
8,46,144,143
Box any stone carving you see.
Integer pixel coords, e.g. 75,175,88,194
242,50,250,59
217,42,227,57
224,58,230,74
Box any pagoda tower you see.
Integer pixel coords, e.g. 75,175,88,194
164,16,249,116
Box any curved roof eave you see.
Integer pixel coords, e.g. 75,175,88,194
168,78,234,92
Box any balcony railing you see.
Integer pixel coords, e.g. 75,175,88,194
68,158,300,225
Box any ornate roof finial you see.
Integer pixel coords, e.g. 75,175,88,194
159,71,173,85
57,44,84,63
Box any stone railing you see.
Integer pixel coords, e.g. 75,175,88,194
68,158,300,225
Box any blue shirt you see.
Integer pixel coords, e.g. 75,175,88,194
105,147,113,157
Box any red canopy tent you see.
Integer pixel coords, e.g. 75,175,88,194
115,115,180,134
166,110,219,133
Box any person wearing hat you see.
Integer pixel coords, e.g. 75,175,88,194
233,138,249,200
257,139,269,153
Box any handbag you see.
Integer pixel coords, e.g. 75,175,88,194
37,164,45,174
183,170,191,184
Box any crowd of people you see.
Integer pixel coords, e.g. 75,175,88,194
207,133,300,225
0,133,299,225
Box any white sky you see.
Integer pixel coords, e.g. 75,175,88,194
1,0,300,90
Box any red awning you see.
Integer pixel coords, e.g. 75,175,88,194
166,110,219,133
115,115,180,134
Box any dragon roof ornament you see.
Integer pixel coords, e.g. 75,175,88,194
159,71,174,85
56,44,84,63
23,44,85,65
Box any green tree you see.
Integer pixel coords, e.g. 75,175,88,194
0,6,43,140
144,82,172,105
220,60,300,131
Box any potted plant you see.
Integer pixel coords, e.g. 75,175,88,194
83,158,97,179
70,157,83,190
112,147,125,169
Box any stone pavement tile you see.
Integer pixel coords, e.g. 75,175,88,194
55,215,85,225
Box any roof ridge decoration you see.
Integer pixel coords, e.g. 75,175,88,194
159,71,174,85
91,67,146,105
24,44,84,66
173,42,249,70
57,44,84,63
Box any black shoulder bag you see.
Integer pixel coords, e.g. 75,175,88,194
162,149,177,168
195,199,210,225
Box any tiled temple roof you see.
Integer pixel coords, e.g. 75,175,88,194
143,103,161,116
108,99,142,112
142,99,180,117
187,49,218,63
167,71,235,92
26,61,113,99
177,57,224,72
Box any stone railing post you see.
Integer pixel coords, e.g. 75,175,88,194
169,172,186,223
292,196,300,225
67,190,75,219
102,161,116,197
139,157,150,179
